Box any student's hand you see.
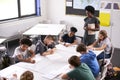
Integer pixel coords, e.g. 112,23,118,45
42,52,51,56
48,49,53,54
87,46,93,50
13,74,17,78
64,43,71,47
30,60,35,63
27,57,32,61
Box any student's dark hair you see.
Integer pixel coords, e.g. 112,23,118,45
20,71,34,80
99,30,108,39
76,43,87,52
85,5,95,14
45,35,55,41
20,38,32,46
70,27,77,33
68,55,81,68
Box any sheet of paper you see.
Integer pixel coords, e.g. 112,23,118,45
42,65,71,79
42,70,61,79
46,53,62,60
32,54,42,63
93,50,104,56
0,65,27,79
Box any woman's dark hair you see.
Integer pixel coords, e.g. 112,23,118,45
76,43,87,52
85,5,95,14
20,38,32,46
68,55,81,68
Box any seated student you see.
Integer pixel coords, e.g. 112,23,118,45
59,27,78,47
76,43,100,78
61,55,95,80
35,35,56,56
87,30,112,60
12,38,35,63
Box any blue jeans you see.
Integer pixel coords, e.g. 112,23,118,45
97,52,110,60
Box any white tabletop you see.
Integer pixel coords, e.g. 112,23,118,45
23,24,65,35
0,44,103,80
0,38,6,44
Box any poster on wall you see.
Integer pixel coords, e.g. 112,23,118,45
100,1,120,10
113,2,120,10
100,1,112,10
73,0,100,10
99,12,110,27
66,0,100,17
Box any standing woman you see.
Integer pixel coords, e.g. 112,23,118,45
83,5,100,46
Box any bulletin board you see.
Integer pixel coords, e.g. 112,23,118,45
66,0,100,17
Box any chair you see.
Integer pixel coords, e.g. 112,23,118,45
76,36,83,44
42,20,52,24
100,46,115,80
0,54,15,69
109,46,115,60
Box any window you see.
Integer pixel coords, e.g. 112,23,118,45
0,0,40,21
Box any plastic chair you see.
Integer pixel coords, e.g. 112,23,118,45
76,36,83,44
100,46,115,80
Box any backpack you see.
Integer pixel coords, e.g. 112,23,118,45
1,54,15,69
105,63,120,80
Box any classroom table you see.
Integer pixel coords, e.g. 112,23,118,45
0,38,6,52
23,24,65,35
0,44,103,80
0,38,6,44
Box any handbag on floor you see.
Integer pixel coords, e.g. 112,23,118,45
105,63,120,80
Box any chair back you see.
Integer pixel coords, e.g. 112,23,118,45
109,46,114,60
76,36,83,44
100,46,115,80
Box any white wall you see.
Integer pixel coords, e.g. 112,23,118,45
47,0,120,48
47,0,111,36
0,0,120,48
0,0,47,38
47,0,85,36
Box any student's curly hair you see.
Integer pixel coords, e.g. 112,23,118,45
19,38,32,46
20,71,34,80
68,55,81,68
85,5,95,15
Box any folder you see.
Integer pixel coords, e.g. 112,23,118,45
99,12,110,26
